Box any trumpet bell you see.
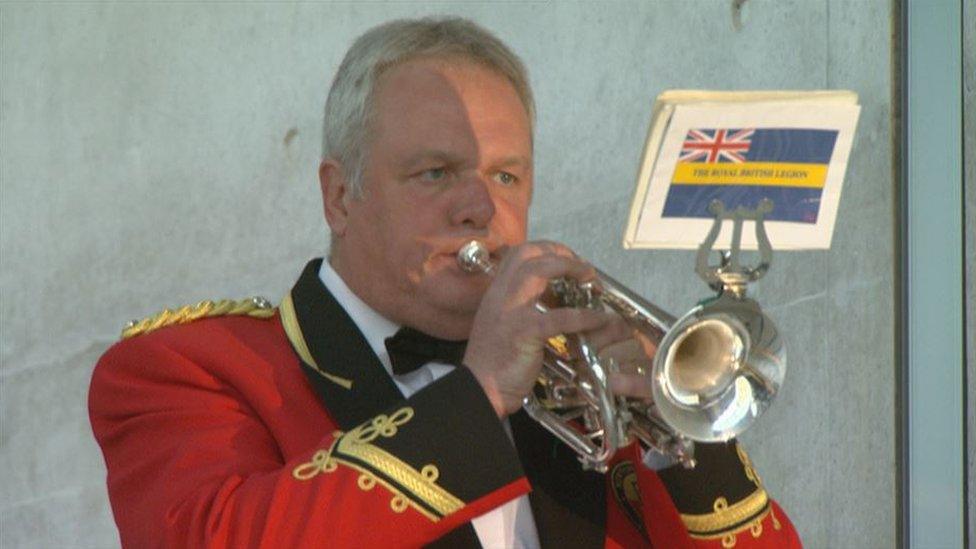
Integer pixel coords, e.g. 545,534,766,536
652,293,786,443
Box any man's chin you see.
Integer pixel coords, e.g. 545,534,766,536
421,276,486,313
431,288,484,314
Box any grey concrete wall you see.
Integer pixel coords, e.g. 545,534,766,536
0,2,897,547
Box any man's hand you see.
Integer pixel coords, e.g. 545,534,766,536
463,241,614,418
584,316,658,400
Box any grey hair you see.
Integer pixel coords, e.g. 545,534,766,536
322,17,535,196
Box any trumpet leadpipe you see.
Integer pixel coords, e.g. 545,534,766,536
457,240,495,275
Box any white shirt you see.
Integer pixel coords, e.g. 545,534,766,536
318,261,541,549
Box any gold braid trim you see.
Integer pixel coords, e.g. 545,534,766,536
688,506,777,548
736,442,763,488
681,488,769,537
682,445,780,547
292,432,343,480
335,435,463,517
121,297,274,339
291,408,464,522
327,457,442,521
279,293,353,390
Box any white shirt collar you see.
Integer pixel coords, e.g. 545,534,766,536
317,259,460,397
317,259,399,376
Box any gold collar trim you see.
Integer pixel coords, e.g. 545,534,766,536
280,292,354,390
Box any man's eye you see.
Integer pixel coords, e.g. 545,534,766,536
420,168,447,181
494,172,518,186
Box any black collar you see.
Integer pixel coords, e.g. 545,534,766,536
280,258,405,430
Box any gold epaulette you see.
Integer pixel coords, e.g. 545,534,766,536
121,296,276,339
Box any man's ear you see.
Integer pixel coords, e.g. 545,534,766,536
319,159,351,236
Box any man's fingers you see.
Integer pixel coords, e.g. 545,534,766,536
532,308,613,339
508,240,578,261
491,257,597,308
513,254,596,285
584,317,635,351
609,372,654,400
598,340,651,369
497,240,578,273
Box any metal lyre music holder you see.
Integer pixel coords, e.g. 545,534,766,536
695,198,775,296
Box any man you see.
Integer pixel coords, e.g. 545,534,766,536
90,17,800,548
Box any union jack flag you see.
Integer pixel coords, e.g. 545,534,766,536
679,128,754,163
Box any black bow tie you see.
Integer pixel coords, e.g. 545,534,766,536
384,327,468,376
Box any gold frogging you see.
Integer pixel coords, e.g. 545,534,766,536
292,407,463,521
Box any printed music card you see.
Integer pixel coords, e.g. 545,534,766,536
623,90,860,250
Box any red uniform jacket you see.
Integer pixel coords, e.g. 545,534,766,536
89,259,801,548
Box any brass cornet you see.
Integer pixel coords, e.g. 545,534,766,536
457,200,786,473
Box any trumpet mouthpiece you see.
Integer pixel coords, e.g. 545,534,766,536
457,240,494,274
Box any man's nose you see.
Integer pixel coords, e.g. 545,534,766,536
449,174,496,229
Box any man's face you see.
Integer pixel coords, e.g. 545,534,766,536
328,57,533,337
